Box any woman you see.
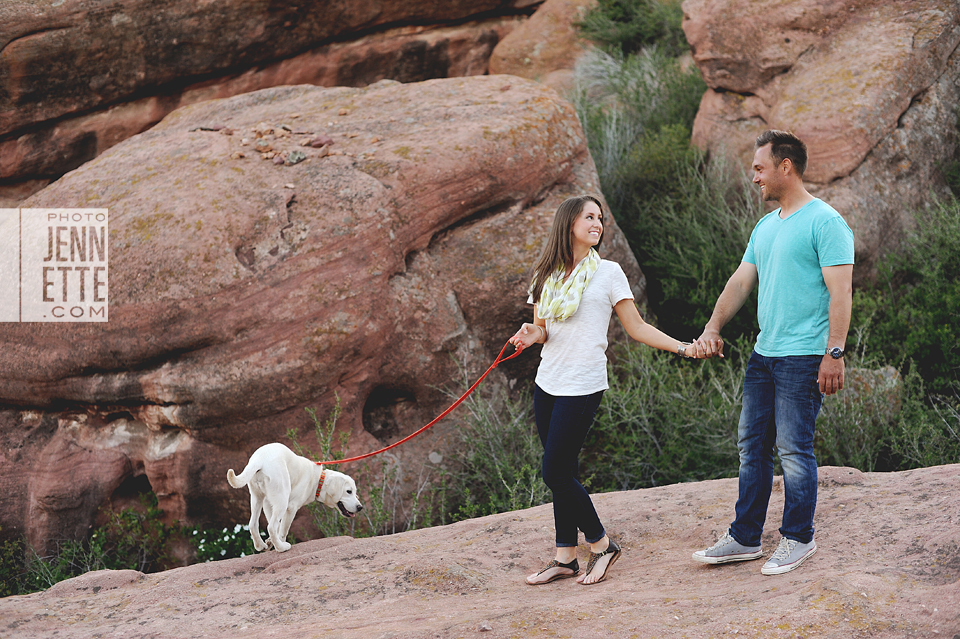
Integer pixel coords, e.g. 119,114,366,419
511,195,698,586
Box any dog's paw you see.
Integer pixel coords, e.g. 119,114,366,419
274,540,292,552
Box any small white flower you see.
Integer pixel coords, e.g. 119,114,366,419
193,530,198,536
221,549,227,556
234,524,242,533
240,553,245,558
222,527,228,533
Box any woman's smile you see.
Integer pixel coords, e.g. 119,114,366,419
571,202,603,248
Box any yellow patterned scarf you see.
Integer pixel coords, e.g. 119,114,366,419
536,249,601,321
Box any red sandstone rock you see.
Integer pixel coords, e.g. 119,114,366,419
1,464,957,638
0,16,524,207
683,0,960,269
0,75,643,552
489,0,596,94
0,1,532,137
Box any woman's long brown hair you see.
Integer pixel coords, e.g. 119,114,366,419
529,195,604,304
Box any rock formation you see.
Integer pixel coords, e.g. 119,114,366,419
0,0,541,205
489,0,596,95
2,464,958,637
0,76,643,553
683,0,960,272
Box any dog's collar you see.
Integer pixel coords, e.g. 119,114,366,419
315,469,327,501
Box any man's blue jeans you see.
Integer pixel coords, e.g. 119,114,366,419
534,384,606,547
729,351,823,547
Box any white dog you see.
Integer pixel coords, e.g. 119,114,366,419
227,443,363,552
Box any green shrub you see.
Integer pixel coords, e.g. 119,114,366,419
941,158,960,199
813,337,902,472
936,109,960,199
584,339,748,490
96,493,174,573
853,197,960,395
625,153,763,342
187,523,257,562
574,49,706,200
889,371,960,469
0,533,28,597
619,123,702,204
348,455,449,535
899,198,960,391
576,0,688,58
446,383,550,521
0,494,176,595
585,330,940,488
33,493,173,583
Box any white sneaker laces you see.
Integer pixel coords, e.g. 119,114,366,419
710,533,735,551
770,538,798,562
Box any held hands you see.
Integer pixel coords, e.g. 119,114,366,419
694,329,725,359
510,323,544,352
678,342,703,359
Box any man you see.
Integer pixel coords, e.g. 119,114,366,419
691,130,854,575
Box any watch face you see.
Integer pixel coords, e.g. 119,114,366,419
830,347,844,359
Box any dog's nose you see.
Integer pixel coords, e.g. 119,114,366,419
357,503,364,512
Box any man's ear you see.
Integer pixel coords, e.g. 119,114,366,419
780,157,796,176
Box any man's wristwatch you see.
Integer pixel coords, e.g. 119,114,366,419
828,347,845,359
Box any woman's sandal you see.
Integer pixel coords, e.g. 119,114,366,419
525,558,580,585
580,539,621,585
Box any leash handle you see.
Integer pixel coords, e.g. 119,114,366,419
315,340,523,466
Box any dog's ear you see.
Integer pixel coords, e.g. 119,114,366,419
319,473,347,508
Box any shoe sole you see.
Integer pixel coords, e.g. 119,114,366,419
761,544,817,575
525,570,579,585
692,549,763,564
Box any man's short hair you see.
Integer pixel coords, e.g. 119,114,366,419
755,130,807,177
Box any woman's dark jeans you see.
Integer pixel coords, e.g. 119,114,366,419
534,384,605,547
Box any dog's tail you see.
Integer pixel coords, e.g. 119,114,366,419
227,459,261,488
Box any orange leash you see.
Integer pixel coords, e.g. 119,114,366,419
315,340,523,466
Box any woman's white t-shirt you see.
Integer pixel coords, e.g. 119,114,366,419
529,260,634,396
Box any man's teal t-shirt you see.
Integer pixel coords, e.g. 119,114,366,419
742,198,855,357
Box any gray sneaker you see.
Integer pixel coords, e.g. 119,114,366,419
692,530,763,564
761,537,817,575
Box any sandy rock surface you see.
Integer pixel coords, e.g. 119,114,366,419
2,464,958,638
683,0,960,270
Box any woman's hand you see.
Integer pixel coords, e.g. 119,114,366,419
510,323,544,351
680,342,702,360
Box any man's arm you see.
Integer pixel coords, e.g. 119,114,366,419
696,261,758,358
818,264,853,395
